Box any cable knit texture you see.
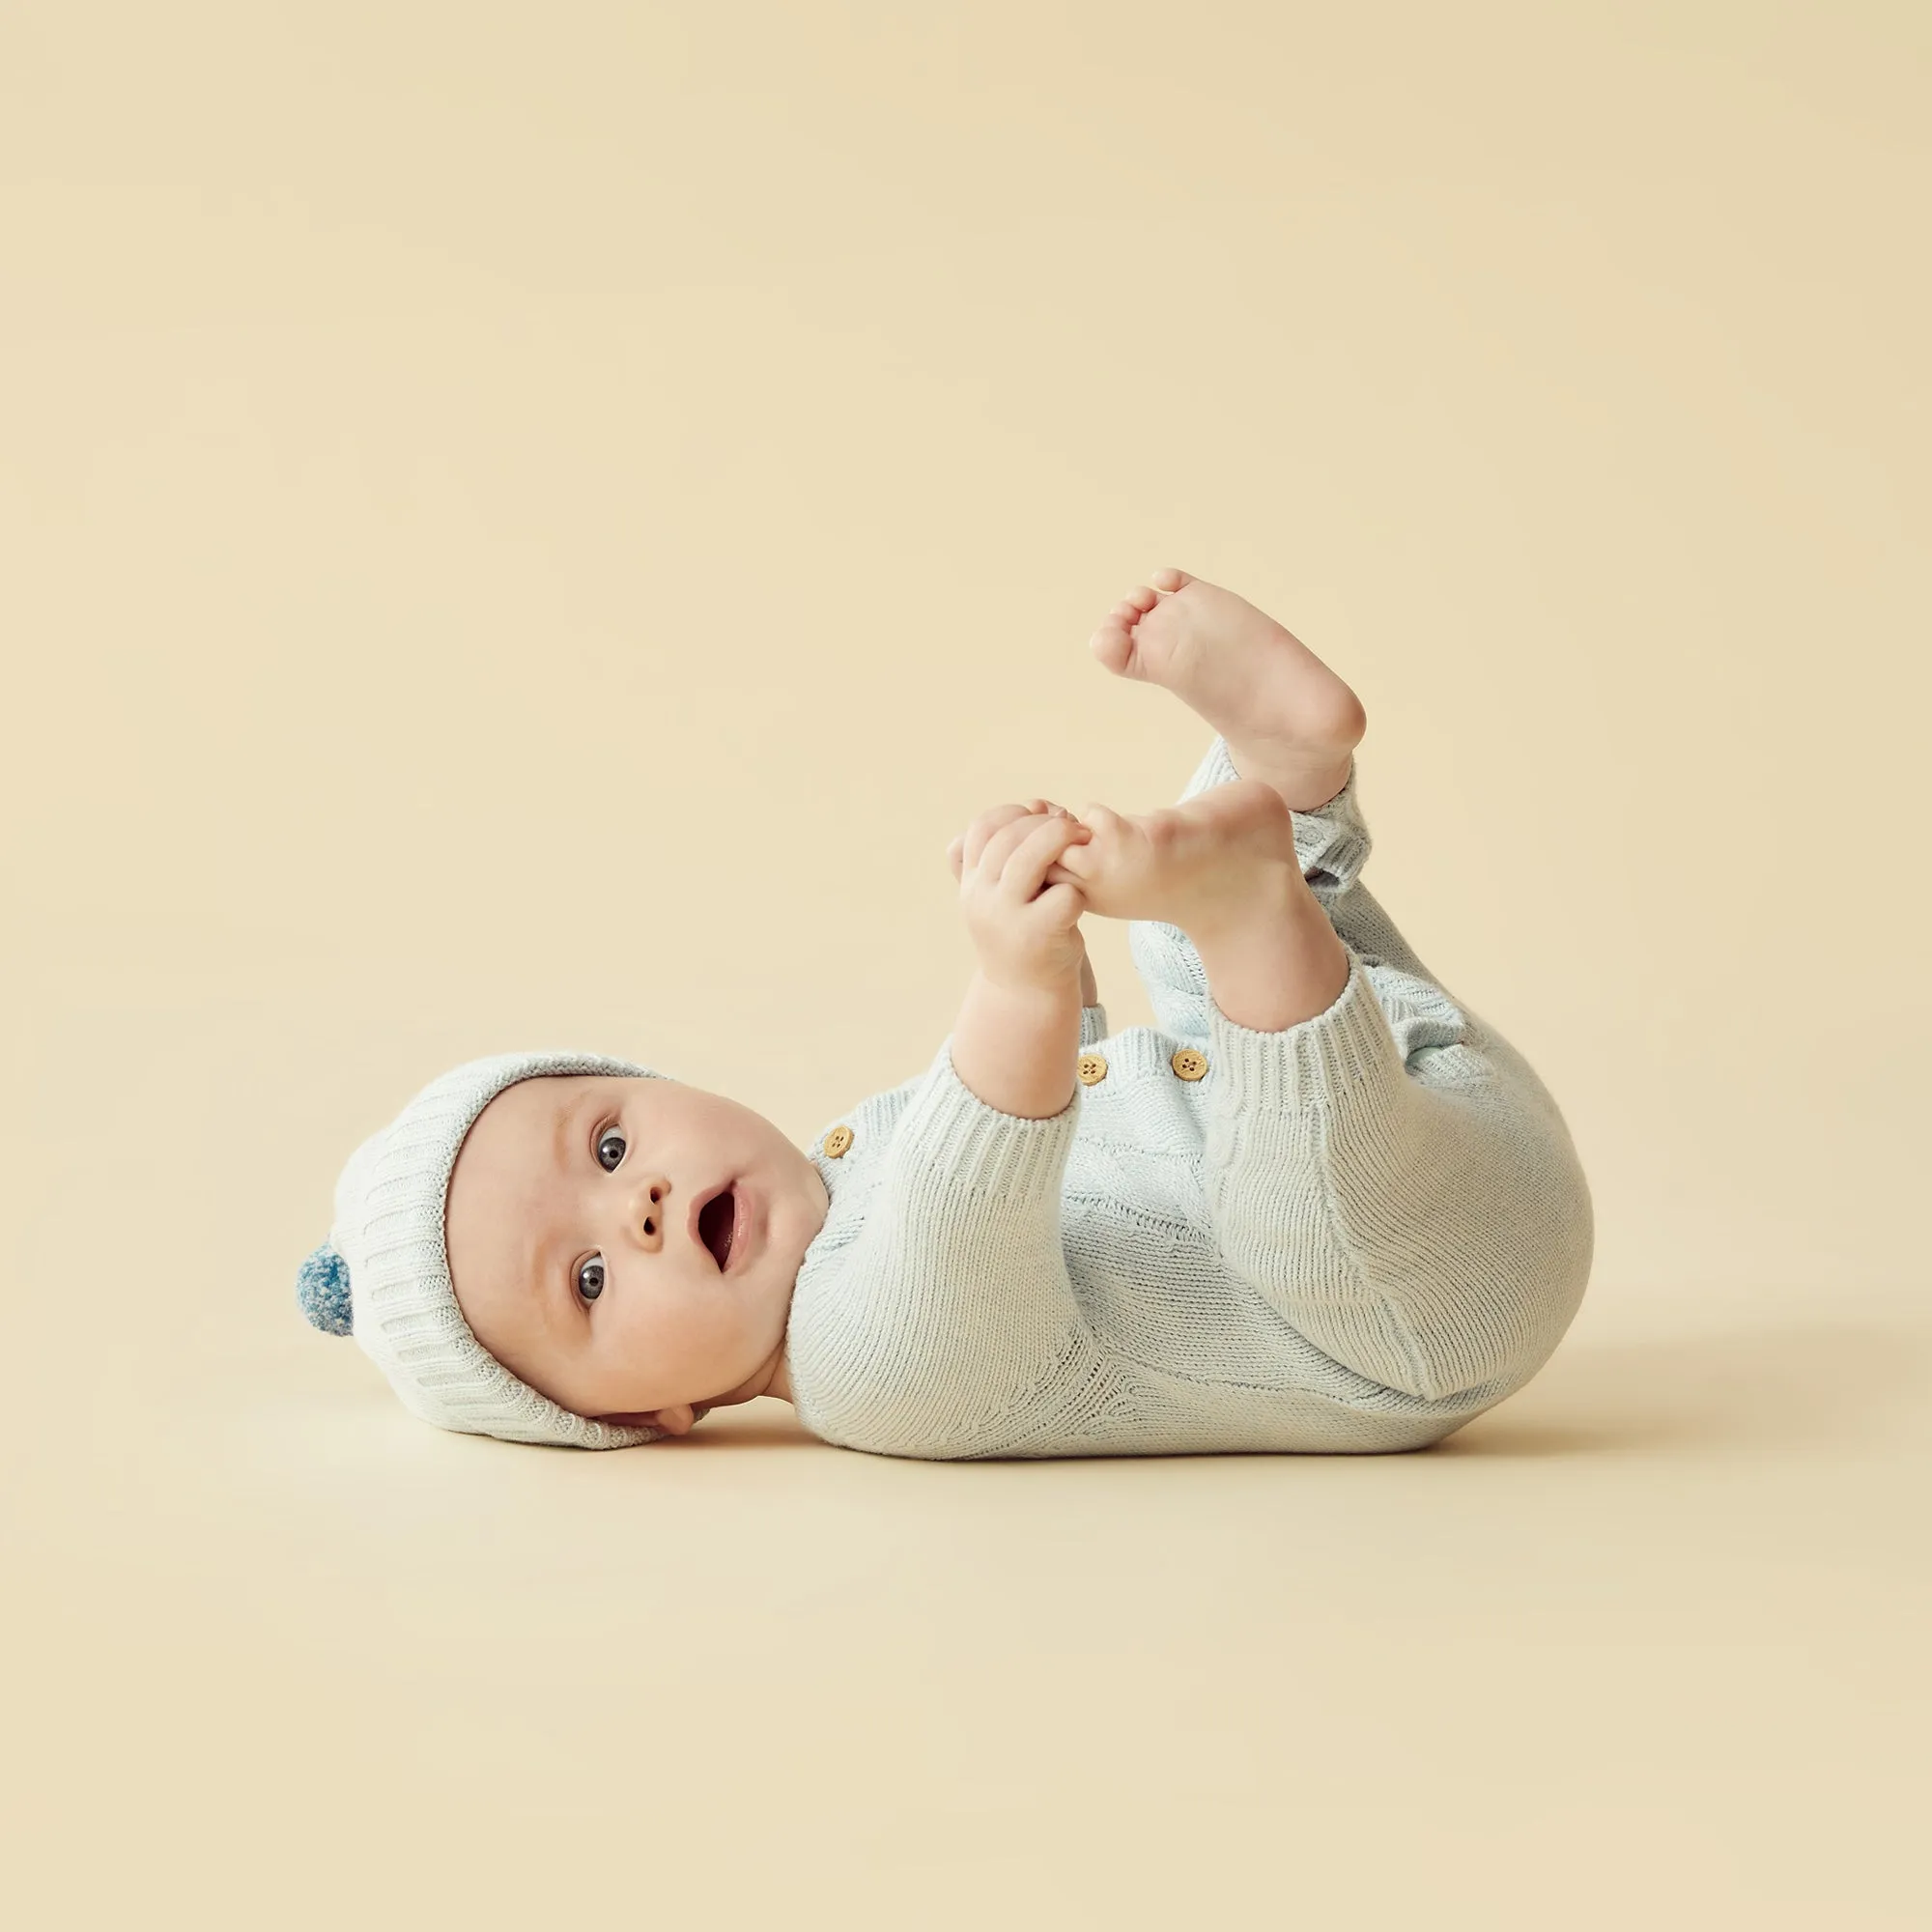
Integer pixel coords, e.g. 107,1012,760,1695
785,734,1594,1460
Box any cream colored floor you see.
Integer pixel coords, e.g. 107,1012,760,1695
9,1078,1927,1929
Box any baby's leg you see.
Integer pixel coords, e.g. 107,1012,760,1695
1089,569,1367,814
1085,567,1469,1049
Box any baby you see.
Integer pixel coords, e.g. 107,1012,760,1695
298,569,1593,1458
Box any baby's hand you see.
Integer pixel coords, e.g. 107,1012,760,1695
947,798,1093,994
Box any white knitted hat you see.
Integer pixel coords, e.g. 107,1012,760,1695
297,1050,671,1449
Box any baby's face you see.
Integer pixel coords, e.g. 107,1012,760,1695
444,1073,829,1434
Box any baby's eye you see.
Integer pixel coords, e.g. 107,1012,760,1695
596,1126,627,1173
576,1256,606,1302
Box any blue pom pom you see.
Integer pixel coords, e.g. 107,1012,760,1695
297,1245,354,1336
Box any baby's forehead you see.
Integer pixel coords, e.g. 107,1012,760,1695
461,1069,668,1170
477,1069,605,1129
447,1077,609,1287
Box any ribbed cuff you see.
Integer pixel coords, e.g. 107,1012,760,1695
1079,1002,1109,1047
895,1038,1084,1201
1203,954,1406,1116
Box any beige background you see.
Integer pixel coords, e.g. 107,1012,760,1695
4,3,1927,1925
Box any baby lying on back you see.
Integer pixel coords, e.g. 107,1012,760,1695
296,568,1592,1459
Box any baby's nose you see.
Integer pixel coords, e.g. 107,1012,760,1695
630,1177,671,1244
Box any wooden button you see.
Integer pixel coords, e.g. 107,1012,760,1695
1076,1053,1109,1086
823,1125,855,1157
1170,1047,1208,1082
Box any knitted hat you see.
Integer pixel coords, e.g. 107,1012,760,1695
297,1050,672,1448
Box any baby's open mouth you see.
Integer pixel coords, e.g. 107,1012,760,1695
697,1184,737,1271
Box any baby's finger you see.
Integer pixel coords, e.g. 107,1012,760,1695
963,802,1046,873
1028,880,1087,932
977,810,1056,877
1001,813,1092,899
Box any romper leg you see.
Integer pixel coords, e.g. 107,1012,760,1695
1132,734,1594,1403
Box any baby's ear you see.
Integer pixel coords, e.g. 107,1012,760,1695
600,1404,699,1435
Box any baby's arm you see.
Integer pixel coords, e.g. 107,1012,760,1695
952,972,1084,1120
790,1033,1104,1460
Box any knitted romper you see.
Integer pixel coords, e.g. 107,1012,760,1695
783,732,1594,1461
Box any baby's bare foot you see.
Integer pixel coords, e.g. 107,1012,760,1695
1050,777,1303,933
1089,568,1366,811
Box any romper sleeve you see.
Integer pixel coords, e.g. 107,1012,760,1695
785,1040,1115,1461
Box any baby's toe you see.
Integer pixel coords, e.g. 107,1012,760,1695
1089,614,1137,675
1149,566,1191,593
